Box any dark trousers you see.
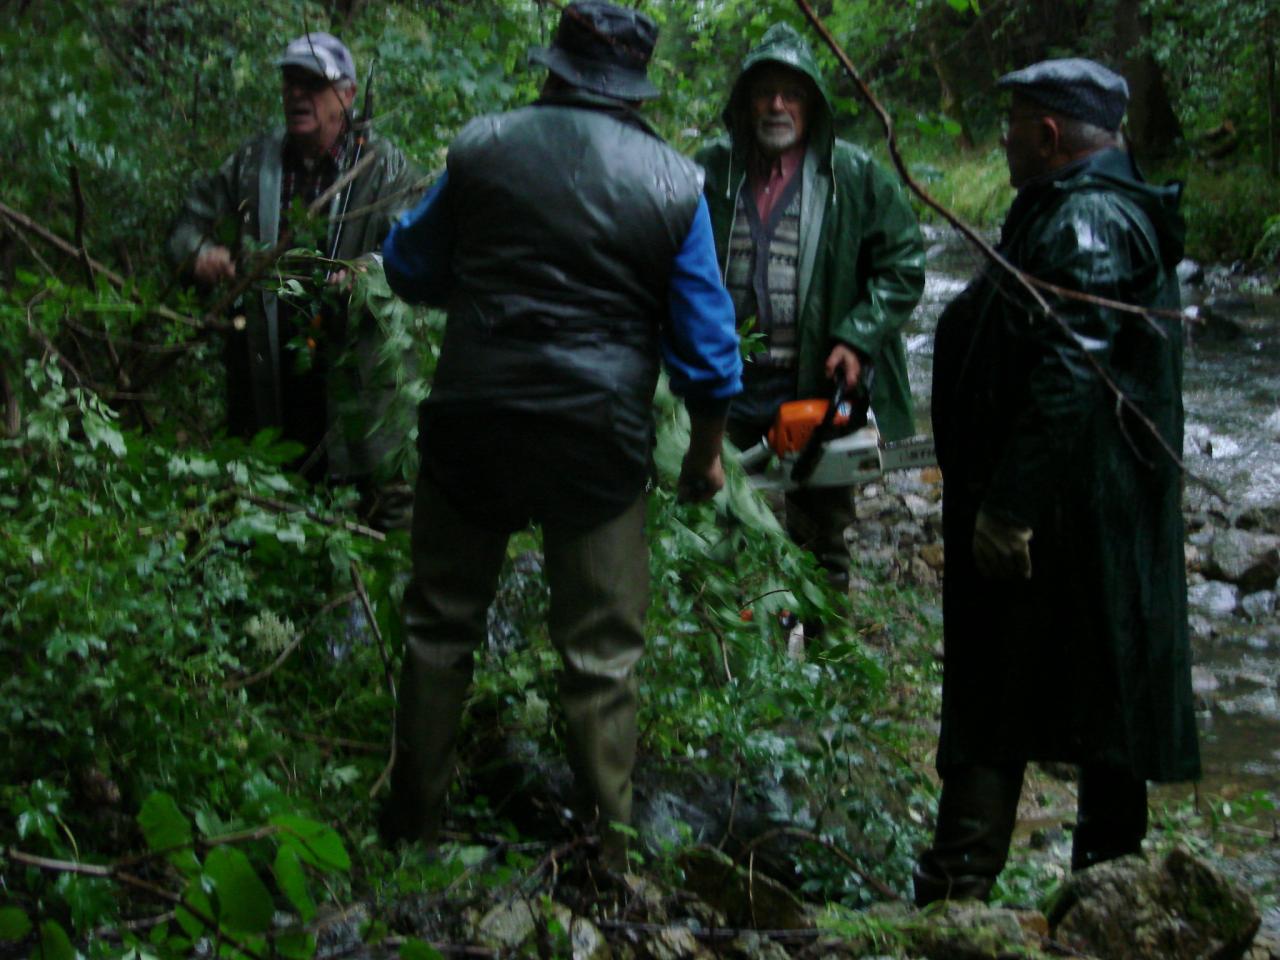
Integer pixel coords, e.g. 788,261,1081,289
382,473,649,858
728,420,854,585
913,762,1149,906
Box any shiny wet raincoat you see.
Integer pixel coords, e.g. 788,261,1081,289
168,128,422,478
695,24,925,441
931,148,1200,781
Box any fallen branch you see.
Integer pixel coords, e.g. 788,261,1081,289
223,590,357,691
597,919,822,943
349,562,398,798
742,826,901,902
5,848,269,960
0,199,205,330
202,150,379,326
240,492,386,542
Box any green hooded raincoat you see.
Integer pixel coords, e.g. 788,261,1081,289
695,24,925,441
931,148,1200,782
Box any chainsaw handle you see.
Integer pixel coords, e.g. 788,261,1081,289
790,373,847,484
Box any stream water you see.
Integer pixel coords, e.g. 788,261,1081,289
906,225,1280,815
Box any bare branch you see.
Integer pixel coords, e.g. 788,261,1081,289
349,562,398,798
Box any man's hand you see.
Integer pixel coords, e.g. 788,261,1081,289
677,451,725,503
679,411,729,503
972,509,1033,580
327,257,371,291
824,343,862,390
193,244,236,286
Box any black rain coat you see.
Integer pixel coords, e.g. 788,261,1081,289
931,147,1200,781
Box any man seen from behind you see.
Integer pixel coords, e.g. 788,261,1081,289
377,1,743,866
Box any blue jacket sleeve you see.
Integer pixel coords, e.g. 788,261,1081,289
382,171,454,306
663,196,743,417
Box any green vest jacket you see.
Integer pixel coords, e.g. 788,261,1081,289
167,127,422,477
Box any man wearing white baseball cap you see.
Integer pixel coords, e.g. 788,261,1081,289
168,32,423,529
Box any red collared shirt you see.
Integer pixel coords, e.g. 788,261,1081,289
750,143,805,225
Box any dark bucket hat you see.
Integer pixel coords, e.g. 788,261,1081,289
528,1,660,101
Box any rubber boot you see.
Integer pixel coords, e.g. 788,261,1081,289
543,498,648,869
382,475,508,846
1070,764,1148,871
914,763,1025,907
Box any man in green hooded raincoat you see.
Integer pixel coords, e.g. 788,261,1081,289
696,23,925,586
168,32,423,529
916,58,1200,906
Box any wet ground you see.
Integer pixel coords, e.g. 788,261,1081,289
905,223,1280,824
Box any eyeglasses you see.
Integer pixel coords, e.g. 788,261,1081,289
282,71,334,93
751,83,809,105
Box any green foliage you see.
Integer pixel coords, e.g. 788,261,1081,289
1150,160,1280,262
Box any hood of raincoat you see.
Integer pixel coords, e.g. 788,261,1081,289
1007,147,1186,269
722,23,835,162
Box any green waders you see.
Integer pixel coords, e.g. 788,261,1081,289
383,473,648,864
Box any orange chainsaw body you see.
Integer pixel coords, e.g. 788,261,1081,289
766,399,850,455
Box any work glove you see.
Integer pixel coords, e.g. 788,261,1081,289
972,509,1033,581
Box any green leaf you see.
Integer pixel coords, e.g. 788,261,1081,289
0,907,31,942
138,792,200,875
138,791,192,852
82,412,127,457
203,846,274,935
34,920,75,960
273,843,316,922
275,929,317,959
176,879,213,939
398,939,445,960
270,814,351,873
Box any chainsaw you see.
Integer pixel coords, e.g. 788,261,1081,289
736,372,935,492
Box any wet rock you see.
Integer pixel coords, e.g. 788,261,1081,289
1189,613,1214,641
1047,848,1260,960
898,900,1050,959
646,925,711,960
1192,665,1221,697
1206,528,1280,592
571,916,612,960
1185,543,1203,573
1177,259,1205,286
475,898,537,950
919,543,946,571
1186,303,1246,343
856,495,898,521
678,846,809,931
909,555,938,587
1242,591,1277,620
901,493,936,520
723,932,791,960
1189,580,1240,617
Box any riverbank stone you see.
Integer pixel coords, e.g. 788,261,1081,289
1189,580,1241,617
1207,528,1280,592
1047,848,1260,960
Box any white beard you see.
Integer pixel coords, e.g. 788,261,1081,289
754,115,800,154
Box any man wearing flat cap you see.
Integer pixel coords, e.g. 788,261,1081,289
168,32,422,528
378,1,742,864
696,23,925,591
915,57,1200,904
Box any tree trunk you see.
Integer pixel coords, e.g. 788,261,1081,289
928,37,975,149
1111,0,1181,160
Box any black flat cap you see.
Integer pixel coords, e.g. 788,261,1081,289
529,1,660,101
998,58,1129,132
